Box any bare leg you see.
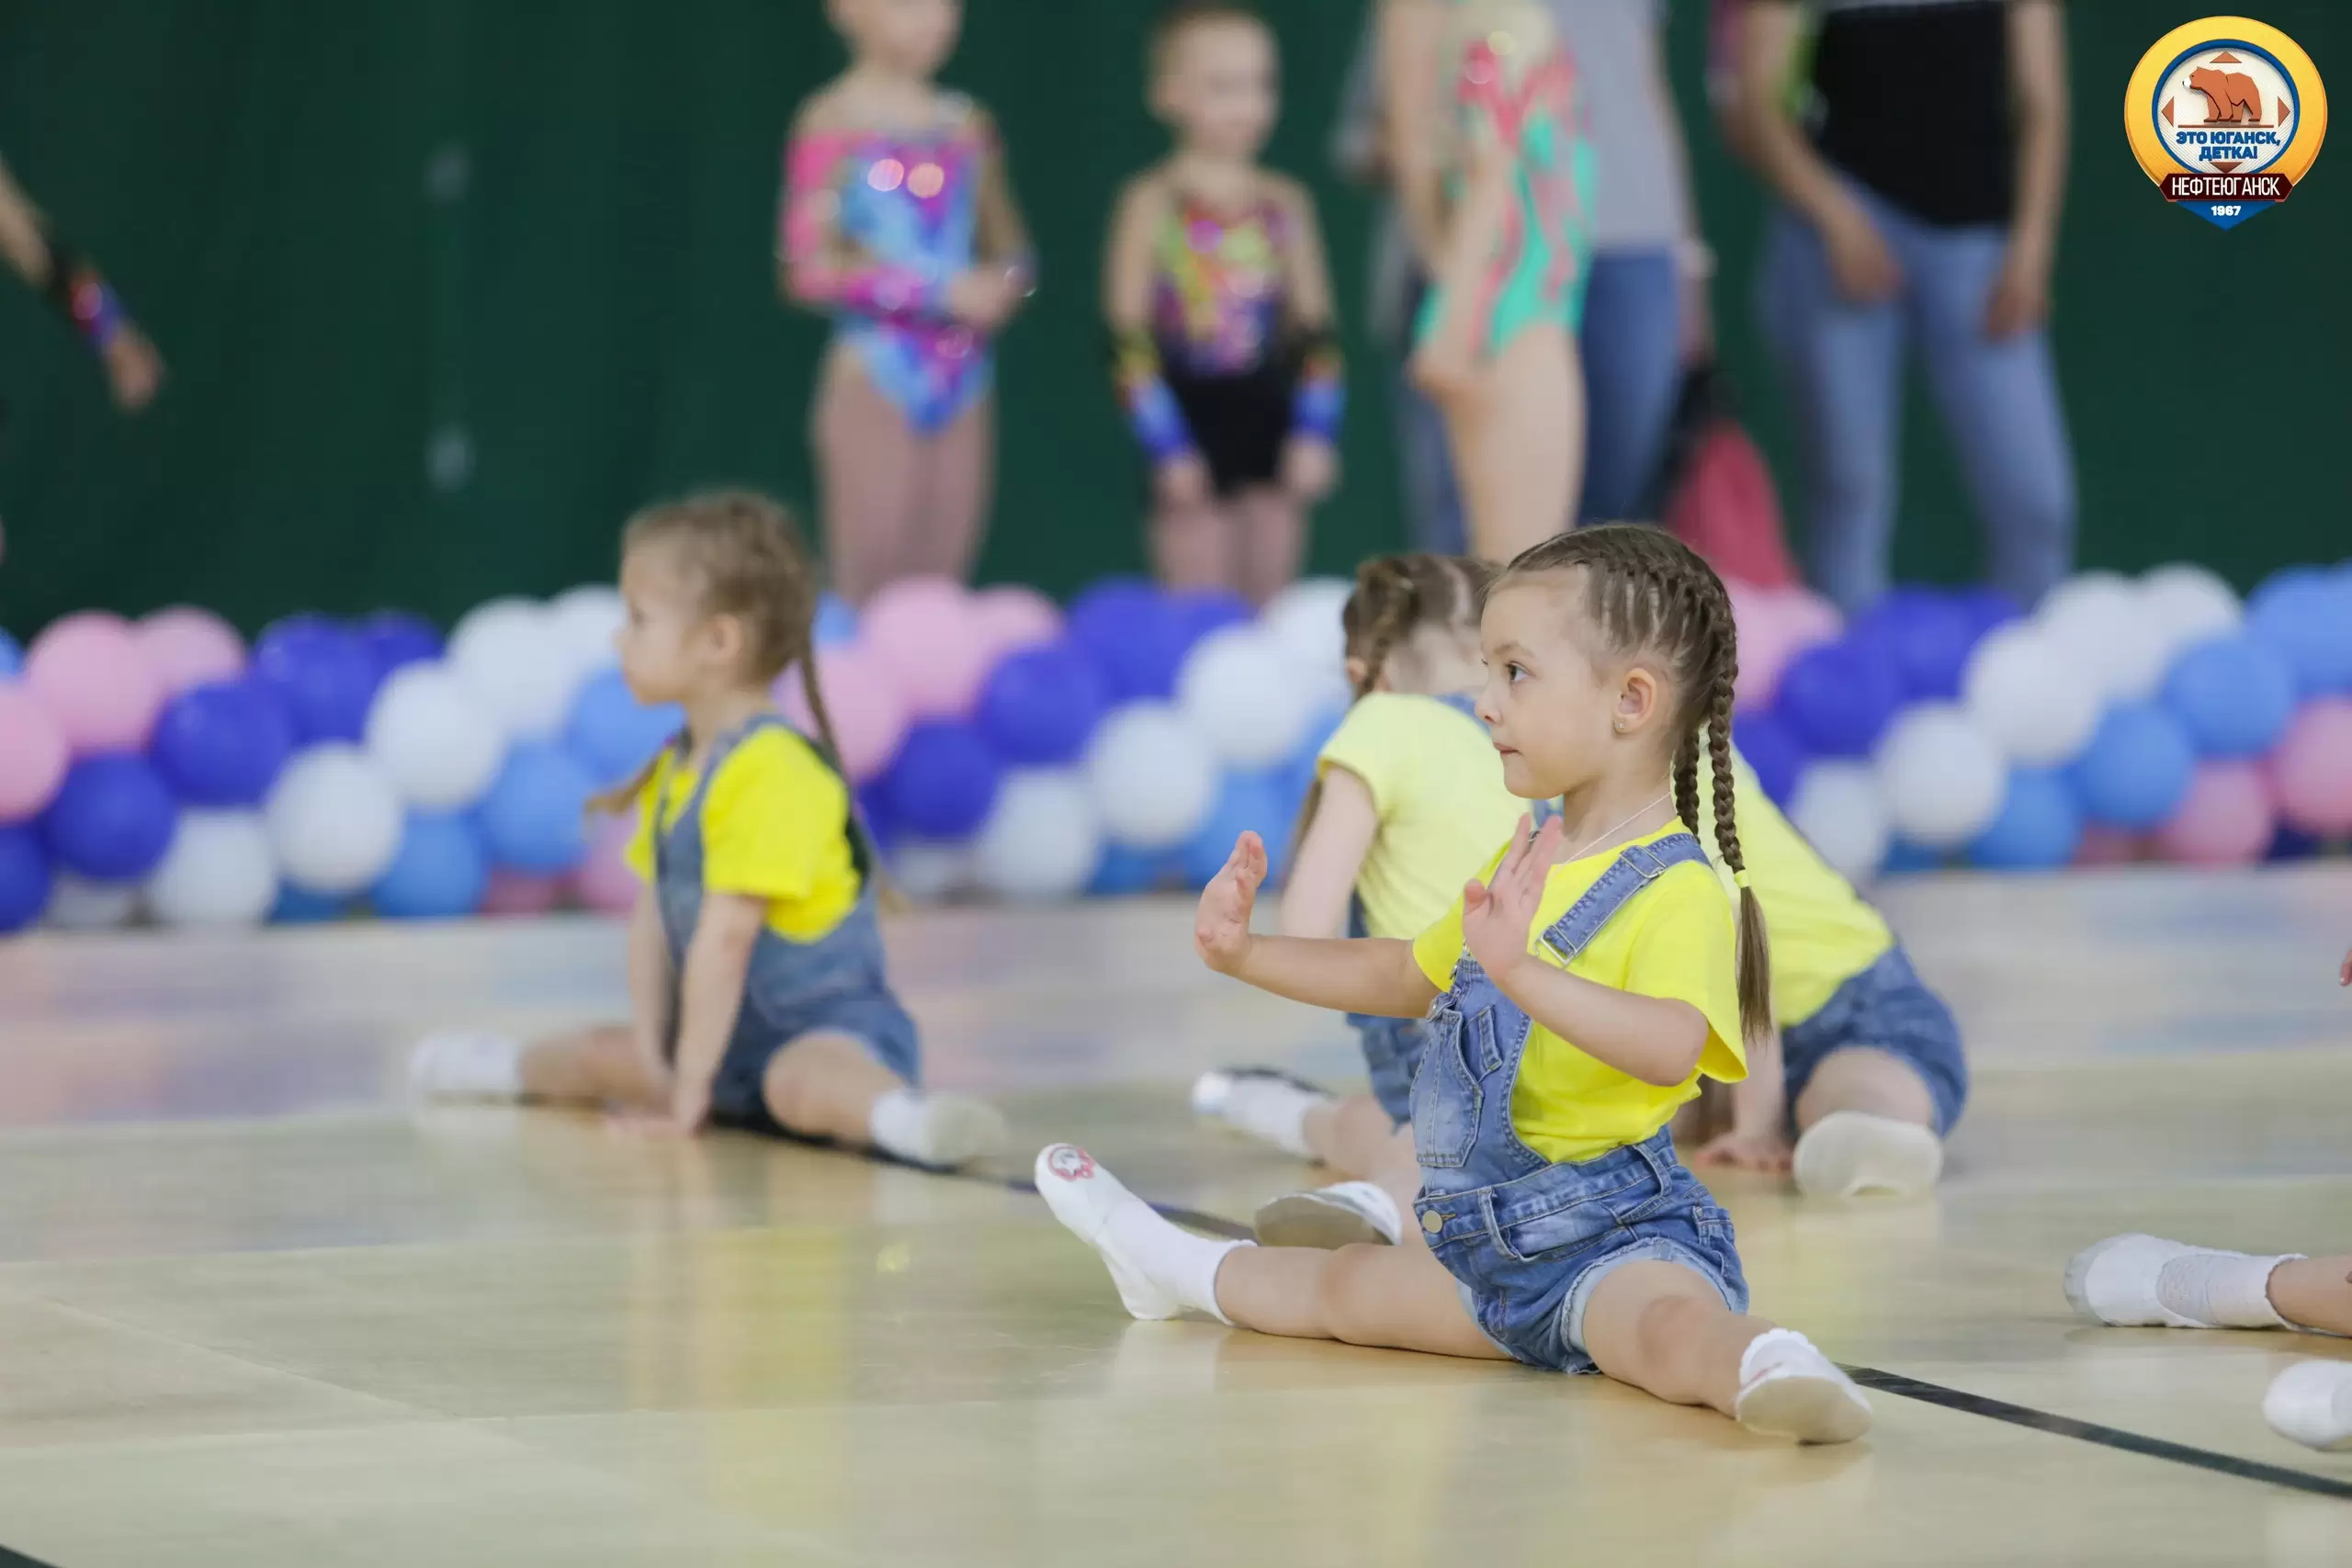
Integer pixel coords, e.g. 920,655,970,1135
813,345,925,604
1445,324,1582,562
1212,1239,1512,1359
910,390,994,584
1300,1092,1396,1176
1792,1047,1939,1131
1150,493,1239,593
761,1031,910,1148
2270,1258,2352,1336
519,1025,668,1110
1233,484,1307,607
1579,1260,1772,1416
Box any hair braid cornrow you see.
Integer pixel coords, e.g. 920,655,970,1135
1702,578,1772,1048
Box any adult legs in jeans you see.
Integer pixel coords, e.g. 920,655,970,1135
1391,368,1469,558
1578,248,1684,523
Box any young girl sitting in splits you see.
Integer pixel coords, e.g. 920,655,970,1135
783,0,1035,603
1106,3,1344,604
1038,525,1873,1444
1381,0,1592,561
412,492,1005,1168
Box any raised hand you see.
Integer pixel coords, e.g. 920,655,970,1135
1194,831,1268,976
1462,815,1557,981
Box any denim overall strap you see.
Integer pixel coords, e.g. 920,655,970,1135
1533,832,1709,967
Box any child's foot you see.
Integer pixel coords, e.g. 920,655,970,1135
1035,1144,1246,1323
1190,1066,1332,1159
1792,1111,1943,1200
868,1089,1008,1169
1735,1329,1874,1444
409,1030,525,1101
1253,1180,1403,1248
2064,1234,2300,1329
2263,1360,2352,1451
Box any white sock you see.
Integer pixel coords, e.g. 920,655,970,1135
2156,1250,2302,1329
865,1089,1007,1168
2263,1360,2352,1451
411,1031,525,1100
867,1089,933,1162
1108,1202,1250,1325
1223,1078,1325,1159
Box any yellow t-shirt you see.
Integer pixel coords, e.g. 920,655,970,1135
1317,693,1528,939
625,726,863,942
1411,823,1747,1164
1695,750,1894,1028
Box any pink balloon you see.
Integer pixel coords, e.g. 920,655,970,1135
775,644,910,783
2270,698,2352,835
24,612,164,754
135,607,246,696
571,815,640,916
2154,761,2275,866
970,584,1061,662
479,868,567,918
0,686,70,822
1732,589,1843,714
1777,586,1843,648
2073,825,2148,867
859,575,989,718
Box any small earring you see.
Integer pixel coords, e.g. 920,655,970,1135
1612,719,1628,733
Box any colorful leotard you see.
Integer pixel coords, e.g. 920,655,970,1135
1413,14,1597,357
783,99,1023,434
1112,187,1343,492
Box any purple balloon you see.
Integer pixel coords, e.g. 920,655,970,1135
40,755,177,881
1776,639,1904,757
151,679,297,807
1731,708,1806,805
358,612,445,677
254,618,383,743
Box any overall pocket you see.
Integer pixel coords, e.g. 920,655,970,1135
1409,1005,1482,1169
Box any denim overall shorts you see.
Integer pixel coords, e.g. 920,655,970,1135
1410,832,1748,1372
652,716,921,1134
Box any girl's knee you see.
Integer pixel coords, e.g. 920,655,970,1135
1317,1246,1395,1346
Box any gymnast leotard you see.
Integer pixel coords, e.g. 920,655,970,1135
1413,9,1596,358
1114,186,1343,496
783,96,1023,435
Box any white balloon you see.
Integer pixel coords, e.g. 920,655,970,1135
144,811,278,929
43,874,140,931
1872,704,2007,850
1176,626,1317,768
547,585,626,680
364,663,508,809
447,600,580,740
972,770,1102,902
2138,563,2242,658
1789,761,1892,883
266,745,404,896
1261,577,1353,677
888,839,972,903
2035,574,2169,703
1084,702,1218,850
1962,623,2103,766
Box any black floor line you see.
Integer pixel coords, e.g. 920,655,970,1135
1847,1366,2352,1502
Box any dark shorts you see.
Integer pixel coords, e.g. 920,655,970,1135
1349,1011,1430,1126
707,987,922,1137
1780,945,1968,1137
1163,357,1299,497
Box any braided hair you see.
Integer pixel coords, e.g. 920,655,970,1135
1287,552,1493,858
1489,525,1772,1048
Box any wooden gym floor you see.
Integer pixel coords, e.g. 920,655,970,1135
0,867,2346,1565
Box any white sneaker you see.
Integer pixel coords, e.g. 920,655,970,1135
1034,1145,1184,1320
1254,1181,1404,1248
1189,1066,1331,1159
2263,1360,2352,1452
409,1030,525,1101
1735,1328,1874,1444
896,1094,1009,1169
1792,1111,1944,1200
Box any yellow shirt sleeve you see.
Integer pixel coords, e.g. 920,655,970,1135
699,728,854,907
1621,863,1749,1084
1317,693,1422,820
1410,842,1508,989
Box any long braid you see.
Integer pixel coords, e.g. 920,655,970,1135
1702,586,1772,1049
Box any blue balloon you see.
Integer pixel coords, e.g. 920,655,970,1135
2070,703,2195,829
0,626,20,679
0,825,51,932
371,813,490,919
1067,580,1190,701
1776,639,1904,757
357,612,444,678
977,641,1110,765
1180,769,1296,887
40,756,177,881
1856,591,1982,701
883,722,1001,838
1088,842,1166,897
1968,769,2082,869
2246,570,2352,695
1951,586,2024,644
1881,840,1944,876
1169,587,1253,648
254,617,383,743
854,781,899,852
2162,634,2297,757
566,669,682,787
814,592,858,649
271,885,346,924
1732,709,1806,806
151,679,297,807
478,742,594,873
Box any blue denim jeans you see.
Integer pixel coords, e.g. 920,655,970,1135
1781,945,1968,1137
1756,184,2075,613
